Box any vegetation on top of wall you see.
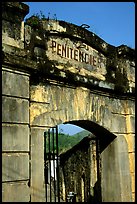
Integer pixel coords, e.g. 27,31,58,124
25,11,47,30
24,10,135,95
25,11,57,28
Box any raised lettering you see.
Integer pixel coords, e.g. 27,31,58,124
52,40,56,52
89,55,93,65
93,56,97,66
50,40,104,68
57,44,61,55
70,48,73,59
67,47,69,58
79,51,84,62
74,49,78,61
62,45,66,57
98,58,102,68
85,54,89,64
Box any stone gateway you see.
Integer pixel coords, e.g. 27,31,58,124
2,2,135,202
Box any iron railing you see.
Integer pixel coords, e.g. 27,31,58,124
44,126,60,202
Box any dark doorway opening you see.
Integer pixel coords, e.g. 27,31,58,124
44,120,116,202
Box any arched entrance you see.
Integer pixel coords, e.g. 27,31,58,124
30,83,133,202
42,119,132,202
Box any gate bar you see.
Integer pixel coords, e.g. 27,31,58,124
56,125,60,202
44,131,47,202
48,129,52,202
52,127,56,202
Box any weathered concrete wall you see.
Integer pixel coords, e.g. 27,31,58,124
2,68,30,202
24,16,135,95
2,3,30,201
30,127,45,202
30,83,134,132
2,2,135,202
2,182,30,202
2,2,29,49
101,136,132,201
59,137,97,202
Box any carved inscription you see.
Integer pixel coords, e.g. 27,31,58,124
51,40,105,69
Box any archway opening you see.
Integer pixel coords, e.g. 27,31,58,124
44,120,116,202
66,120,116,152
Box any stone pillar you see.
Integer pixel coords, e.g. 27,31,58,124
125,100,135,201
2,2,29,48
30,127,46,202
101,136,132,202
2,68,30,202
2,2,30,202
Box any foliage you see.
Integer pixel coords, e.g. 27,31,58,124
25,10,46,28
44,130,90,155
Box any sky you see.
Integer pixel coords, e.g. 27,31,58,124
23,2,135,135
58,124,84,135
24,2,135,48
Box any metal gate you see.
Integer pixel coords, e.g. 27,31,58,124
44,126,60,202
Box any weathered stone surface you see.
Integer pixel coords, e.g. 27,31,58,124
30,127,45,202
59,136,94,202
126,60,135,82
125,100,135,115
101,106,112,129
2,124,29,151
2,1,135,202
101,136,132,202
116,133,135,153
2,2,29,49
130,116,135,133
30,85,51,103
110,98,128,114
128,153,135,173
2,69,29,98
101,139,121,202
131,172,135,194
2,96,29,123
23,15,135,94
30,84,129,135
46,37,107,82
111,114,127,133
111,133,135,201
29,67,134,203
2,181,30,202
2,153,29,182
120,172,132,202
126,114,135,134
115,136,132,202
128,152,135,200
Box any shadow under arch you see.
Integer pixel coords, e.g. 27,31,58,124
64,120,117,153
59,120,117,202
